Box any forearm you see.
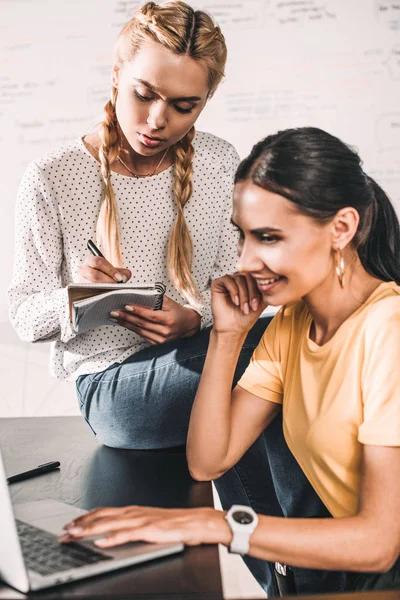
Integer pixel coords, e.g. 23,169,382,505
187,329,246,479
248,514,396,572
8,287,76,343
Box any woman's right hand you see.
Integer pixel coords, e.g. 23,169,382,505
211,273,268,336
77,256,132,284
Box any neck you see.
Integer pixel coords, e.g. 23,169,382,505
118,129,171,176
303,254,382,345
119,145,169,175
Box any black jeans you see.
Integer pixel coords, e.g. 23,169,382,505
215,412,400,596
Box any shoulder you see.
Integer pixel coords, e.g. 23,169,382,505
363,283,400,336
33,138,89,176
193,131,240,172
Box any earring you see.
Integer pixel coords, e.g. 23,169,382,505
334,248,345,289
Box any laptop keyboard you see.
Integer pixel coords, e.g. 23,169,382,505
16,519,111,576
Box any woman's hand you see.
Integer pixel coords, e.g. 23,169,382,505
59,506,231,549
77,255,132,284
211,273,268,336
109,296,201,344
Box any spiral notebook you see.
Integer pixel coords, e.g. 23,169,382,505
68,282,166,334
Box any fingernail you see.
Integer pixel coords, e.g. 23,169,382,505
66,527,83,534
234,295,240,306
58,533,73,542
114,272,127,283
110,311,119,318
64,521,75,528
243,302,250,315
251,298,258,311
124,305,134,312
95,538,107,547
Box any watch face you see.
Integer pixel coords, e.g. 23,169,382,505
232,510,254,525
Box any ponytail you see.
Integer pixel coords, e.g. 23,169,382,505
357,177,400,285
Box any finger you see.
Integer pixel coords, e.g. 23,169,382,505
243,274,263,312
84,256,131,283
109,315,169,344
109,311,170,337
78,265,116,284
65,516,148,539
231,274,251,314
123,304,169,324
212,275,241,307
64,507,131,530
95,530,140,548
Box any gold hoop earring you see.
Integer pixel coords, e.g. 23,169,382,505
335,248,345,289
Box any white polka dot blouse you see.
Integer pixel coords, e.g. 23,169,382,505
7,131,240,381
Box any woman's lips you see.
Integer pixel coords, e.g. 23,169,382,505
138,133,164,148
255,276,282,292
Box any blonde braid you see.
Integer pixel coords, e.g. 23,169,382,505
96,88,123,266
168,126,202,308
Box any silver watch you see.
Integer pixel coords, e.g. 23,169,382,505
225,505,259,555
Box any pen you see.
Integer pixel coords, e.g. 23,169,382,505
87,239,105,258
6,461,61,484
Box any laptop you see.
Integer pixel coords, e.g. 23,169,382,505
0,450,184,593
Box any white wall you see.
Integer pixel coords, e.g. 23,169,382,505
1,0,399,416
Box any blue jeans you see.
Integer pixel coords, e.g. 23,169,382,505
76,317,271,449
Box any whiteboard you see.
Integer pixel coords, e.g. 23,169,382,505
1,0,399,416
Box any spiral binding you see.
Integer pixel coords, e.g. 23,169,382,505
154,282,166,310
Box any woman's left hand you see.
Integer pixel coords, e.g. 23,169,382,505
59,506,231,549
109,296,201,344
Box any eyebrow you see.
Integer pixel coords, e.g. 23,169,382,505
230,218,282,234
133,78,202,102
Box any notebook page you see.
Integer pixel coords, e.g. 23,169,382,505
73,289,160,334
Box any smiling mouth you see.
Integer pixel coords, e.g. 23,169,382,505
256,277,281,285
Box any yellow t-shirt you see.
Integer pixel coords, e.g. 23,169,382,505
238,282,400,518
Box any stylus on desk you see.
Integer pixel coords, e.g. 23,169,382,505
7,461,61,484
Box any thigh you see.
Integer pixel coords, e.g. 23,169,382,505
76,326,212,449
76,316,271,449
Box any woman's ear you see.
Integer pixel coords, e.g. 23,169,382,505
331,207,360,250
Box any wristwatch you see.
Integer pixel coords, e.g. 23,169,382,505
225,505,259,555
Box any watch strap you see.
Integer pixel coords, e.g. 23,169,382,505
229,530,251,555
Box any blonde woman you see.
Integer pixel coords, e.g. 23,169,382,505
8,1,270,448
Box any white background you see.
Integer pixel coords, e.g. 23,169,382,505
1,0,399,417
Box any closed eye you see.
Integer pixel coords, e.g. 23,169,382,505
174,105,194,114
134,90,153,102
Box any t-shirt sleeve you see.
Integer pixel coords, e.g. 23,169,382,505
237,311,284,404
358,297,400,446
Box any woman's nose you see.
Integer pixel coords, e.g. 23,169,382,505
236,242,264,273
147,102,167,130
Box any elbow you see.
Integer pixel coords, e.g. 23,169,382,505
373,548,399,573
187,460,225,482
359,544,399,573
189,468,214,482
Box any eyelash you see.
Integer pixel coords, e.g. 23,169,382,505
134,90,193,114
260,235,279,244
232,225,279,245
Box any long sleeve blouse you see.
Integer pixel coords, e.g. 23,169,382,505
7,131,240,380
